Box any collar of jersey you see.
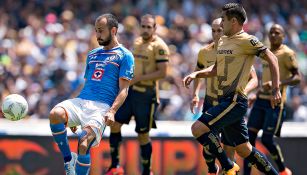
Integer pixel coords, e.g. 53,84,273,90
228,30,244,39
101,44,122,51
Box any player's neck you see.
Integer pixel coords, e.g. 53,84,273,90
270,44,282,51
228,27,242,37
142,35,155,42
104,38,120,50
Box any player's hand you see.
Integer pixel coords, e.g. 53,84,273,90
262,81,272,91
104,110,115,126
190,95,199,114
248,93,257,108
183,72,198,88
70,126,77,133
271,88,282,109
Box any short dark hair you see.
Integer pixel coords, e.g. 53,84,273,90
222,3,246,25
141,14,156,27
96,13,119,30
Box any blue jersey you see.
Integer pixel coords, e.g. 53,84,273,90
78,45,134,106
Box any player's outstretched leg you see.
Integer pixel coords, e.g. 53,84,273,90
49,107,76,175
236,142,278,175
75,127,95,175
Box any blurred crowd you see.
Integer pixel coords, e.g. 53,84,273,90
0,0,306,122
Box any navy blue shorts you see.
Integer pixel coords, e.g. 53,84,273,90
115,85,158,133
247,98,285,136
198,93,249,147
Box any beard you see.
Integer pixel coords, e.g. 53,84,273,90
98,33,112,46
141,32,151,40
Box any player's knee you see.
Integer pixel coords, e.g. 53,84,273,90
49,107,66,124
110,121,122,132
138,133,150,145
235,142,252,158
191,121,209,138
78,129,95,155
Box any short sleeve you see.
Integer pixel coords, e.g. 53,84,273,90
285,51,298,70
119,52,135,80
243,35,267,56
196,49,205,69
83,55,90,79
155,41,170,63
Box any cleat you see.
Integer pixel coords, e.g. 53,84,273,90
105,166,124,175
279,167,292,175
64,152,77,175
208,164,220,175
224,162,240,175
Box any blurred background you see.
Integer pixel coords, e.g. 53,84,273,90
0,0,306,174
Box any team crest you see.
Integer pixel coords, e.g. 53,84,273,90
91,69,104,81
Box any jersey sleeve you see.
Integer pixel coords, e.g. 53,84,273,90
196,49,205,69
83,55,90,80
285,51,298,70
119,52,135,80
243,35,267,56
154,41,170,63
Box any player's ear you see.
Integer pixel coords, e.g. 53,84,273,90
111,27,117,35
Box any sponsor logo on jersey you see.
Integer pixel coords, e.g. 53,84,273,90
217,50,233,54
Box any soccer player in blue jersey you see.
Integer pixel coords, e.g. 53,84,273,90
49,14,134,175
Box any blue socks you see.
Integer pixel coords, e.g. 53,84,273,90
50,123,72,163
76,154,91,175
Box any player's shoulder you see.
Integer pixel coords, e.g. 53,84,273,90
88,47,102,55
117,45,133,57
153,35,168,47
281,44,295,55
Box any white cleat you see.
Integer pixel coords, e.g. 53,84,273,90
64,152,78,175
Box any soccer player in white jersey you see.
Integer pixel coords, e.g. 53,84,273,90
49,14,134,175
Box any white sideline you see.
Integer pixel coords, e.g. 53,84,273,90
0,119,306,137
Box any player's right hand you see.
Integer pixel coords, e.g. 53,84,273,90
104,111,115,126
183,72,197,88
190,95,199,114
271,88,282,109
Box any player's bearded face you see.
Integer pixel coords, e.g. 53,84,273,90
221,13,231,36
97,29,112,46
140,18,155,40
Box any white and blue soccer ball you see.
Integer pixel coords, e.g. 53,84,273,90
1,94,28,121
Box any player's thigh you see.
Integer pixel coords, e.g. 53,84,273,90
247,99,266,130
198,95,247,133
263,106,284,135
114,94,133,124
54,98,84,126
222,118,249,147
134,100,158,133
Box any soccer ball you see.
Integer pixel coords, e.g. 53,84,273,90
1,94,28,121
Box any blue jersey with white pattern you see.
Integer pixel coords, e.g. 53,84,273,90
78,45,134,106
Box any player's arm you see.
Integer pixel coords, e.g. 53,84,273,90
259,49,281,108
190,66,202,114
104,78,130,126
131,61,168,85
183,63,217,88
244,67,258,95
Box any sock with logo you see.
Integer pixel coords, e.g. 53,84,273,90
140,142,152,175
50,123,72,162
75,154,91,175
202,147,218,173
244,129,258,174
245,147,278,175
196,132,233,171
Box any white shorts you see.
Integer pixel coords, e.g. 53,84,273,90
55,98,110,147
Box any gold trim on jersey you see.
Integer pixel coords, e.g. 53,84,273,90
132,85,147,93
208,94,238,125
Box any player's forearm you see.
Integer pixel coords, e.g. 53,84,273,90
280,72,301,86
195,64,217,78
193,78,201,96
109,87,129,113
244,78,258,94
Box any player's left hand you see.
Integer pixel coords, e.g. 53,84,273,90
183,72,198,88
104,110,115,126
271,88,282,109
